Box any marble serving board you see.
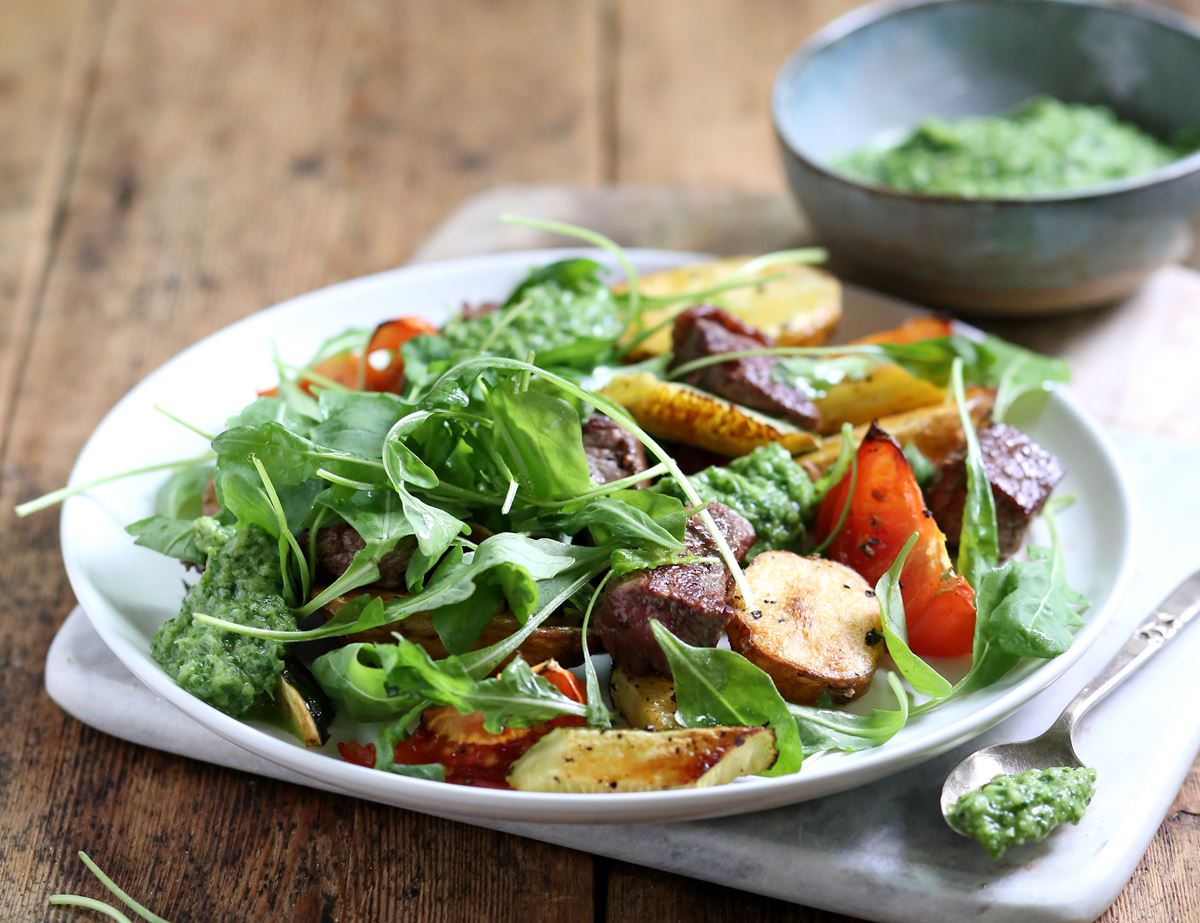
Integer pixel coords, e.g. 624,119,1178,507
46,425,1200,923
43,187,1200,921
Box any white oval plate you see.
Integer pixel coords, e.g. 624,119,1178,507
60,249,1133,824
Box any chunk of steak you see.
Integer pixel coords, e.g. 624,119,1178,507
581,414,651,486
926,422,1065,559
458,300,499,323
313,522,416,590
594,502,756,676
670,305,821,431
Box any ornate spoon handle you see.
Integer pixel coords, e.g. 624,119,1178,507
1056,568,1200,734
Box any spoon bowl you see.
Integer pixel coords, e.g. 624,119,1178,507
939,568,1200,834
939,723,1083,824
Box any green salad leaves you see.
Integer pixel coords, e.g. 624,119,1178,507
16,221,1090,791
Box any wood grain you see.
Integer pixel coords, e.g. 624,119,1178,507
3,0,1200,920
0,1,601,919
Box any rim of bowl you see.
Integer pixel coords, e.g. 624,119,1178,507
772,0,1200,207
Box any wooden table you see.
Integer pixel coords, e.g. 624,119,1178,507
2,2,1197,920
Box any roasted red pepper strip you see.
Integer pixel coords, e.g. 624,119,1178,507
364,316,439,393
815,423,976,657
259,315,437,397
339,661,587,787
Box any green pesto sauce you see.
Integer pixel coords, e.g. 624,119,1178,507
658,442,815,555
837,97,1188,198
150,521,296,716
949,766,1097,858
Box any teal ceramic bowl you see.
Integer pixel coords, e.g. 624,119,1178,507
773,0,1200,315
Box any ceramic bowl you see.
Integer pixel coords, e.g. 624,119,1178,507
773,0,1200,315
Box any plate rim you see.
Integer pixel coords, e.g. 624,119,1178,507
58,247,1136,824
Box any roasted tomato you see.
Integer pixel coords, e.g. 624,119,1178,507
259,315,437,397
339,661,587,787
258,352,363,397
363,317,438,392
815,423,976,658
852,315,953,346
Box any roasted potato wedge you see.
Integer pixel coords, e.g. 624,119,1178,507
814,363,946,435
611,666,680,730
507,727,776,792
618,257,841,359
321,591,600,667
599,372,818,458
728,551,883,705
798,387,995,476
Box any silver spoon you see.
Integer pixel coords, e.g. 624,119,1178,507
940,567,1200,827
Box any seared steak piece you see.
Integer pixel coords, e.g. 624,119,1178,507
313,522,416,590
581,414,651,486
457,300,499,323
595,502,756,676
926,423,1065,559
670,305,821,431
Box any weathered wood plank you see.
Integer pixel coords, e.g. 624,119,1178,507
1102,763,1200,922
0,1,602,919
612,0,861,188
0,0,110,448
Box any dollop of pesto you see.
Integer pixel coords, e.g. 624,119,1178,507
151,521,296,716
837,97,1189,198
658,442,815,554
948,765,1097,858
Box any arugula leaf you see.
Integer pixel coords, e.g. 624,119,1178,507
876,533,952,700
225,396,314,435
578,573,614,729
126,515,205,563
651,621,803,776
430,532,587,652
374,640,588,732
879,334,1069,422
309,642,407,721
503,257,606,307
788,672,909,754
215,423,385,487
951,359,999,590
932,510,1089,704
312,639,588,733
379,411,468,585
310,390,411,459
486,386,592,500
300,488,417,615
213,422,382,536
204,534,599,643
457,557,608,678
977,527,1088,659
154,465,213,519
564,490,688,574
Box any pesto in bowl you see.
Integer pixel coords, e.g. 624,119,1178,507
836,97,1194,199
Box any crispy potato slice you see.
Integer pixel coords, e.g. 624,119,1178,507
507,727,776,793
599,372,818,457
619,258,841,358
728,551,883,705
798,387,995,476
611,666,680,730
814,363,946,435
321,591,599,667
